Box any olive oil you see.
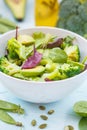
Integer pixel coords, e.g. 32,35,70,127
35,0,59,27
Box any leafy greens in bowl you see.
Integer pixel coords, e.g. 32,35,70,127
0,28,86,82
0,27,87,103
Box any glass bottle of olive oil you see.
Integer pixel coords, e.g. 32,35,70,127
35,0,59,27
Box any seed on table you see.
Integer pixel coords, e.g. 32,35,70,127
16,122,23,127
47,110,55,115
64,125,74,130
39,123,47,129
40,115,48,120
39,106,46,110
31,119,37,126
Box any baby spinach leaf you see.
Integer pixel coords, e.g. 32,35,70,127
49,48,67,63
73,101,87,117
79,117,87,130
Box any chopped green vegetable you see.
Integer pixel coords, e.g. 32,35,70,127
64,45,80,62
42,69,58,80
7,38,26,60
61,36,74,49
57,63,82,79
0,57,20,75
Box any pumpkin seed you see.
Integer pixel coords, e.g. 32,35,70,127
16,122,23,127
31,119,37,126
64,125,74,130
39,106,46,110
40,115,48,120
39,123,47,129
48,110,54,115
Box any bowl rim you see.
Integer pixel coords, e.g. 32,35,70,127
0,26,87,84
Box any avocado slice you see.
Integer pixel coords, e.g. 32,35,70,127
4,0,26,21
21,66,45,77
18,35,35,45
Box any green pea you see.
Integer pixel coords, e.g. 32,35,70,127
0,24,9,34
0,109,22,126
0,17,16,28
0,100,24,114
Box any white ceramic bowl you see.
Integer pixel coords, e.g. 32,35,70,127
0,27,87,103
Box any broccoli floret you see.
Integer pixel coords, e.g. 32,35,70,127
64,45,80,62
61,36,74,49
42,62,83,81
59,0,80,18
0,57,20,75
59,63,81,78
56,18,66,28
64,36,74,45
66,15,84,35
78,2,87,22
57,63,82,79
7,56,22,66
41,69,58,80
67,60,85,70
57,0,87,36
84,23,87,34
7,38,26,60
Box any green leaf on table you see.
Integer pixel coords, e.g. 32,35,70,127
79,117,87,130
73,101,87,117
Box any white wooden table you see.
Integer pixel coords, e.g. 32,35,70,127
0,80,87,130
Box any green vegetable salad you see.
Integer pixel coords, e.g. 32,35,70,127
0,32,86,82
